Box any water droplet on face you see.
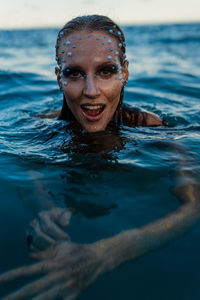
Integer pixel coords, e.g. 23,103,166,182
61,50,65,53
109,29,113,33
79,37,82,40
115,51,119,55
66,40,71,45
119,43,122,48
72,45,76,48
117,31,121,35
63,81,67,86
96,37,99,40
110,48,114,51
88,34,91,37
104,36,107,39
67,52,72,56
107,55,112,60
60,31,64,36
102,42,104,45
61,59,65,63
107,39,112,44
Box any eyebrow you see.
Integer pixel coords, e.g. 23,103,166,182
96,62,118,69
64,62,118,72
63,65,85,72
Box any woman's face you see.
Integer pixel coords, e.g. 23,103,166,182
56,30,129,132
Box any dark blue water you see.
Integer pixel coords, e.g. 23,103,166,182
0,23,200,299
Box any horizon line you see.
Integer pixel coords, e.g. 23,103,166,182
0,19,199,31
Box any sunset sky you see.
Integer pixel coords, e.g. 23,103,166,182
0,0,199,29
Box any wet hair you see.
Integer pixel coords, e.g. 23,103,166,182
56,15,127,125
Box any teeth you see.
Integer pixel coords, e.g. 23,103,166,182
82,105,103,110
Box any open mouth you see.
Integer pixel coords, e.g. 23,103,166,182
80,104,106,121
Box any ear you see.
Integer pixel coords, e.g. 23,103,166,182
122,60,129,86
55,67,62,89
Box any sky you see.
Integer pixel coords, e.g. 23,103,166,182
0,0,200,29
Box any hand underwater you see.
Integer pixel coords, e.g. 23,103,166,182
26,207,71,251
0,240,106,300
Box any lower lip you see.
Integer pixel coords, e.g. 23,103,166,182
81,106,105,122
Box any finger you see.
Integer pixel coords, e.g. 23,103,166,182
30,244,58,260
2,271,65,300
31,283,67,300
39,212,70,240
30,219,55,250
32,283,78,300
0,261,54,283
63,294,78,300
54,208,72,227
45,207,71,227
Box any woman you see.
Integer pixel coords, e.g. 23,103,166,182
0,15,199,300
54,15,165,131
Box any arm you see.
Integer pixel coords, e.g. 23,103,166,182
99,142,200,270
1,144,199,299
1,202,199,300
97,201,200,272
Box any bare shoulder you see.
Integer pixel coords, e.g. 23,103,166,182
39,110,60,119
143,111,164,126
122,104,166,127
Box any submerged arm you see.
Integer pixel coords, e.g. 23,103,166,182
1,186,199,300
97,201,200,272
1,143,200,299
100,141,200,270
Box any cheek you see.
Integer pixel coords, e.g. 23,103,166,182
63,82,83,104
102,81,122,104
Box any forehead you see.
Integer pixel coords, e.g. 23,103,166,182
59,30,120,66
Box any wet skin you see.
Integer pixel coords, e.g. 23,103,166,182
56,30,129,132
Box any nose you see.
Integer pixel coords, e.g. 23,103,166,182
83,74,100,98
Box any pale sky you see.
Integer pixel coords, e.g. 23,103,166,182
0,0,200,29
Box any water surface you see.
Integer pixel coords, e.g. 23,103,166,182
0,23,200,299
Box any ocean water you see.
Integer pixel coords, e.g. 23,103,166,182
0,23,200,299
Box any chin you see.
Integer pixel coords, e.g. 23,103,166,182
81,121,107,133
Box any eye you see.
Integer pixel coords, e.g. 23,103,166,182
98,65,118,79
100,69,112,76
69,71,82,79
62,68,85,80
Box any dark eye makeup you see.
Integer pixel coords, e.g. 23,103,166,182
62,66,85,78
62,63,119,79
96,63,119,78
